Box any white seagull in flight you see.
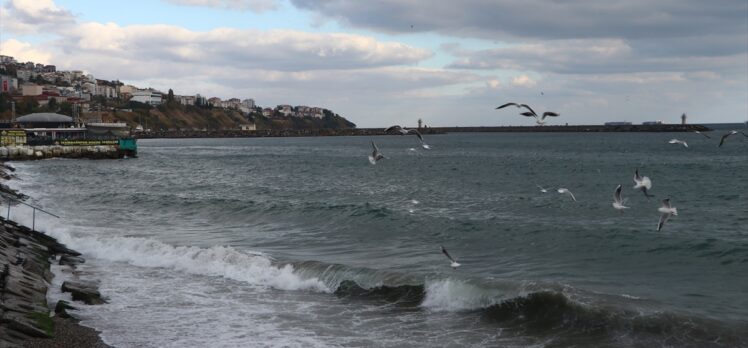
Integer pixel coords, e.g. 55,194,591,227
668,139,688,147
612,184,629,210
440,246,461,269
495,102,560,125
718,130,748,147
384,125,431,149
536,184,549,193
633,168,654,198
368,140,385,165
657,198,678,231
693,130,711,139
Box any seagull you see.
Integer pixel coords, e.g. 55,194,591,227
612,184,629,210
693,130,711,139
384,125,431,149
368,140,385,165
718,130,748,147
536,184,549,193
440,245,461,269
668,139,688,147
495,102,537,116
557,188,577,202
657,198,678,231
519,111,560,125
633,168,654,198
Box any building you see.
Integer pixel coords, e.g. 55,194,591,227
207,97,222,107
43,65,56,73
242,98,255,109
605,121,633,126
643,121,663,125
131,90,163,106
1,75,18,92
21,84,43,96
239,123,256,131
14,113,74,128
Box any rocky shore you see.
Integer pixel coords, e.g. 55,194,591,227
0,163,110,348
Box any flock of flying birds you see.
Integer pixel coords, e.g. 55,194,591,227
368,103,747,269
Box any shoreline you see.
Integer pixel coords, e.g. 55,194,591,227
0,162,110,348
133,124,712,139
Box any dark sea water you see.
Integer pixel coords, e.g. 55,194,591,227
8,127,748,347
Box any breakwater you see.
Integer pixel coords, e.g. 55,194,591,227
0,163,108,347
0,145,123,161
135,124,710,139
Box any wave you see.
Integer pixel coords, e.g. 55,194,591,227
330,278,747,347
39,226,330,293
22,220,748,347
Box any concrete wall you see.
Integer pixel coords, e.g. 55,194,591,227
0,145,122,160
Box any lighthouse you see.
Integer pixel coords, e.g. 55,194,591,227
681,113,687,125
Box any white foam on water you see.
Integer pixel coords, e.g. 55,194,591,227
421,278,502,312
41,225,330,293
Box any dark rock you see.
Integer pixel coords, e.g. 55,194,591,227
54,300,78,319
59,255,85,267
61,281,106,305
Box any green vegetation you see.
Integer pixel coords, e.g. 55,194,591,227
28,311,55,337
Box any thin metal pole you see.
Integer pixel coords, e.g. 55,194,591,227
32,208,36,231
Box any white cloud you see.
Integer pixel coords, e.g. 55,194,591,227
511,75,536,87
62,23,432,71
165,0,279,12
0,39,54,64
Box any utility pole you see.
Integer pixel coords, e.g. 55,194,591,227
10,101,15,123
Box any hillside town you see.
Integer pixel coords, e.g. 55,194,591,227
0,55,346,130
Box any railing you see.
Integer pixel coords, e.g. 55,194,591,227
3,196,59,231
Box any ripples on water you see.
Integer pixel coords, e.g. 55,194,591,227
8,130,748,347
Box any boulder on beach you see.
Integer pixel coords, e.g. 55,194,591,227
61,280,107,305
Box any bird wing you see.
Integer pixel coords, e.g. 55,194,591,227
406,128,425,142
740,131,748,138
657,213,670,231
661,198,671,209
384,125,402,133
634,169,642,183
441,246,456,263
541,112,559,120
614,185,622,203
371,140,380,152
519,104,538,116
568,190,577,202
694,130,711,139
718,133,730,147
519,111,537,118
496,102,519,110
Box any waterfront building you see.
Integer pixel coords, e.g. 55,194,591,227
131,90,163,106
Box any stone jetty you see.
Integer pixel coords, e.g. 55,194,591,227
0,145,123,161
0,164,109,347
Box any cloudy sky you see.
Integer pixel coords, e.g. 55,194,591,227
1,0,746,127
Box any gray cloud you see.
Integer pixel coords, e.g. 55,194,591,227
446,38,748,75
291,0,747,42
1,0,76,35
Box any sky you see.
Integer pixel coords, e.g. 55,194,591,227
0,0,746,127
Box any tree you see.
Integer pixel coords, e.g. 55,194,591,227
46,98,58,112
167,89,175,104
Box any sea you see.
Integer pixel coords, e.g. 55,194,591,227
6,124,748,347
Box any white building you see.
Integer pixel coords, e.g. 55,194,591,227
242,98,255,109
131,90,163,106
